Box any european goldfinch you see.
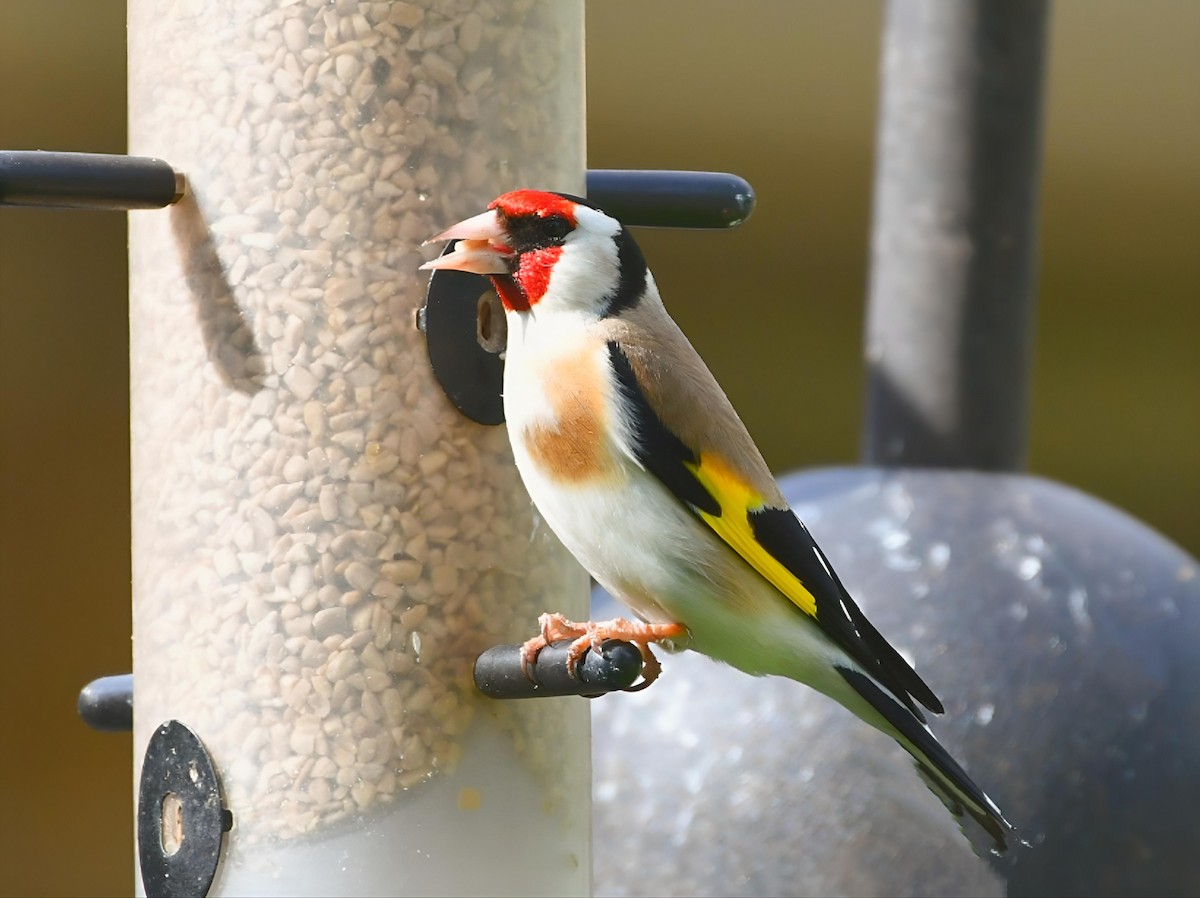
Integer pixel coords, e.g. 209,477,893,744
422,189,1014,853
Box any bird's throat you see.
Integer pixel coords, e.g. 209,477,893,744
491,273,530,312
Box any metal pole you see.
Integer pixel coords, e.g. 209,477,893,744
863,0,1051,471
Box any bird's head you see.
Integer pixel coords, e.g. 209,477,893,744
421,189,647,317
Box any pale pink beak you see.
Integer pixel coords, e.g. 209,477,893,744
419,209,512,275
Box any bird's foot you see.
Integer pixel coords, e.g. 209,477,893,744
519,612,688,691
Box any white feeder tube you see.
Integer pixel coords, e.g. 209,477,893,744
128,1,588,894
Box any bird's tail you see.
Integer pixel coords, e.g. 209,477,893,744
835,666,1014,855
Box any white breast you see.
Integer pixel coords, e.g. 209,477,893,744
501,311,692,620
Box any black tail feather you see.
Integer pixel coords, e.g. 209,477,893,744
843,593,944,716
836,666,1012,855
809,538,945,717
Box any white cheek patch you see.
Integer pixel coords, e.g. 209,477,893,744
539,207,624,316
544,244,620,314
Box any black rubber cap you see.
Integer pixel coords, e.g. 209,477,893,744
78,673,134,732
474,639,644,698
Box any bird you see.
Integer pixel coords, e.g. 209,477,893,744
421,188,1014,854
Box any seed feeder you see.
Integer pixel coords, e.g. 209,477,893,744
123,2,595,893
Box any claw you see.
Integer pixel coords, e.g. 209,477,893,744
624,647,664,691
519,612,568,683
517,613,688,691
519,634,547,684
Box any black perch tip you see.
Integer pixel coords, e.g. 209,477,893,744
78,673,134,732
474,639,644,699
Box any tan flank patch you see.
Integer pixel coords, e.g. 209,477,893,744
521,347,615,483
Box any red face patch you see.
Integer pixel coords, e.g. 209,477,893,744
514,245,562,307
489,246,563,312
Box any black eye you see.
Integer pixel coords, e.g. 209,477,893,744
505,212,574,253
541,213,572,241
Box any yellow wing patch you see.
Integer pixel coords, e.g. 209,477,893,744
685,453,819,619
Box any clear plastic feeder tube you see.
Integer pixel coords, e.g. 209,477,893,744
128,2,587,894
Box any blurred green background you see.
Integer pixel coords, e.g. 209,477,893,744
1,2,1196,895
